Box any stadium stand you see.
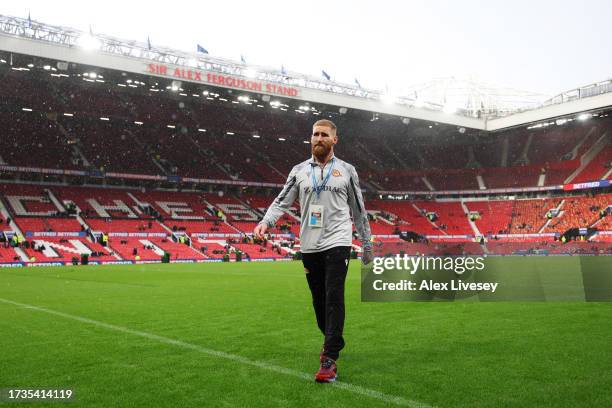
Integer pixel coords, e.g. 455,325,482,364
572,146,612,183
86,218,167,233
545,194,611,233
413,201,473,235
2,66,611,192
369,200,442,236
0,246,20,263
0,55,611,264
508,198,561,234
62,118,163,175
14,217,82,234
465,200,513,235
231,243,289,259
21,237,117,263
0,111,81,170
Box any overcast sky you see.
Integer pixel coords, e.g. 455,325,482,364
2,0,611,97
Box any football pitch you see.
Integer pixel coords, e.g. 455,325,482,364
1,259,611,407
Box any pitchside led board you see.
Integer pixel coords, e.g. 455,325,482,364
361,254,612,302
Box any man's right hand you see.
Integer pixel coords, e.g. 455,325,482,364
253,223,268,239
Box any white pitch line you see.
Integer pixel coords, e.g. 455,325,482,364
0,297,433,408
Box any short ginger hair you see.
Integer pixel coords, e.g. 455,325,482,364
312,119,337,133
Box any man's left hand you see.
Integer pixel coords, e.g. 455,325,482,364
361,248,374,265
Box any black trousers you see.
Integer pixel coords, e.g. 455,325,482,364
301,246,351,361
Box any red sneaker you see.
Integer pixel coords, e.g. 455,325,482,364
315,357,337,383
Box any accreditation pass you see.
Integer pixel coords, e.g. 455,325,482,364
309,205,324,228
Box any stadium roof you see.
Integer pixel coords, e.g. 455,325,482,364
1,14,611,132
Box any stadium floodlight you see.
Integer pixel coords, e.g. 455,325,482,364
226,132,235,135
339,107,348,114
77,34,102,50
402,118,411,125
171,80,181,92
134,121,143,125
238,95,249,103
261,95,271,102
198,128,206,132
270,100,281,108
27,63,34,68
303,140,310,144
278,138,286,141
555,118,568,126
299,105,310,111
243,68,257,78
577,113,591,121
89,72,98,79
22,107,33,112
43,65,51,70
100,117,109,121
381,92,397,104
64,113,74,117
252,134,260,138
443,104,457,114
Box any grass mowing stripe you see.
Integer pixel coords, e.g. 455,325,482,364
1,271,158,287
0,297,433,408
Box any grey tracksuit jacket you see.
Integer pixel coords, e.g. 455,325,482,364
260,155,372,253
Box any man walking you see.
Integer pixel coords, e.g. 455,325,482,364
254,119,373,382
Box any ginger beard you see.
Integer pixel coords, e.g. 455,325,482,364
312,142,331,160
311,127,337,162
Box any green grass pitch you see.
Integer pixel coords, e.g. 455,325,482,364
1,259,611,407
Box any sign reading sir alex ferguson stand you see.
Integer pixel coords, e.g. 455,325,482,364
146,63,300,97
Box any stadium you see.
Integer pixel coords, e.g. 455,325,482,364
0,9,611,408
